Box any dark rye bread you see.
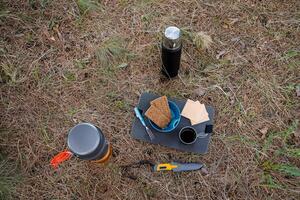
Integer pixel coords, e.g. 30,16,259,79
145,105,170,128
150,96,171,120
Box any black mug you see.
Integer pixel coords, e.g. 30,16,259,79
179,126,207,145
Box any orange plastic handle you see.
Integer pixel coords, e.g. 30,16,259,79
50,150,73,169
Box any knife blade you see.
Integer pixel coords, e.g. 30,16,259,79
154,162,204,172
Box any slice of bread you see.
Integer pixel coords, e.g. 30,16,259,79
150,96,171,120
145,105,170,128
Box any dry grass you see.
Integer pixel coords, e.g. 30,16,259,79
1,0,300,199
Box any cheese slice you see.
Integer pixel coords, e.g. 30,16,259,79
181,99,210,125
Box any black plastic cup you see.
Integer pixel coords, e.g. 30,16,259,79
179,126,208,145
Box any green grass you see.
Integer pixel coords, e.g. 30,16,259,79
106,91,119,99
157,88,188,99
0,155,20,200
114,100,130,111
95,37,133,77
259,121,300,189
29,0,49,9
31,65,41,82
40,125,52,143
0,64,19,85
76,0,101,15
1,0,299,198
262,121,298,153
226,135,258,147
67,107,79,117
140,183,157,198
262,161,300,177
281,49,299,60
282,83,298,108
48,16,63,30
63,71,76,82
287,60,300,70
135,0,159,7
225,121,300,189
261,173,283,189
275,147,300,158
0,10,10,22
275,164,300,177
28,0,49,9
74,58,90,69
106,91,131,111
96,37,129,66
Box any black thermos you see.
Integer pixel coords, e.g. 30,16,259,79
161,26,182,78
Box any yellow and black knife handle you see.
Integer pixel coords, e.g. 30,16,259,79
154,163,178,171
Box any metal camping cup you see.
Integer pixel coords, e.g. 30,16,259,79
161,26,182,78
50,123,112,168
178,126,208,145
68,123,111,163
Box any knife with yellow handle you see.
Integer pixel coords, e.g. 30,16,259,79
154,162,204,172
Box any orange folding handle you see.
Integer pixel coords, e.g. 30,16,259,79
50,150,73,169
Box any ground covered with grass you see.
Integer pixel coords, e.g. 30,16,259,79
1,0,300,199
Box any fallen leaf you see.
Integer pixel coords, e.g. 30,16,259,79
228,92,235,105
258,14,268,26
238,119,243,127
230,97,235,105
42,27,55,41
231,37,240,42
229,18,239,25
53,25,63,41
200,167,209,175
193,86,206,97
117,63,128,69
296,85,300,97
216,50,226,59
294,128,300,138
294,127,300,145
49,36,56,41
222,23,229,29
240,40,246,50
259,127,269,139
243,95,248,102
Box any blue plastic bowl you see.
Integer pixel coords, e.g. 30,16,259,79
148,101,181,133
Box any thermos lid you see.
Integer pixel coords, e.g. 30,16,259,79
163,26,181,49
164,26,181,40
67,123,102,158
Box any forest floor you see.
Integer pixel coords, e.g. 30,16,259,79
1,0,299,199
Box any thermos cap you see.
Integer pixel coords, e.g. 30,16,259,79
164,26,181,40
67,123,101,157
163,26,181,49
